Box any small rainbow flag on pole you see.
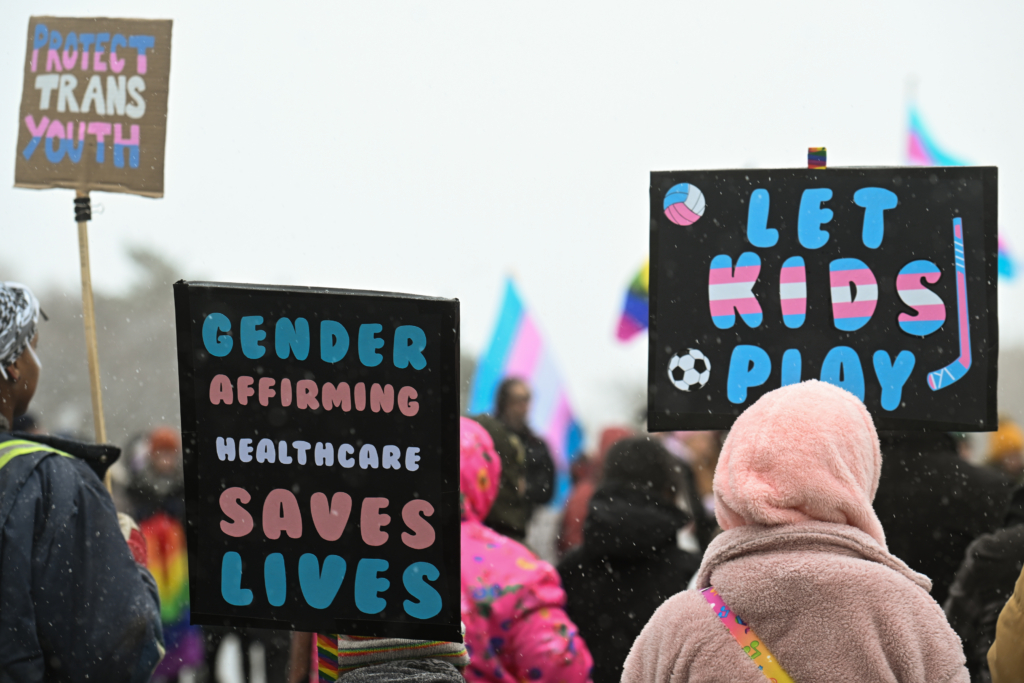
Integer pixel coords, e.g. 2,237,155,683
907,104,1016,280
468,278,583,503
616,259,650,341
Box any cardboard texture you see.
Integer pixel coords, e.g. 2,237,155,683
174,281,462,640
15,17,172,197
648,167,998,432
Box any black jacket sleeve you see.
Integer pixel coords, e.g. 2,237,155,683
523,438,555,506
0,455,163,683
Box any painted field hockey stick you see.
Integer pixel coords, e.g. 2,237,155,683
927,217,971,391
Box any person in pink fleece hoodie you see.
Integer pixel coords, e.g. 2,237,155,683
459,417,593,683
622,380,969,683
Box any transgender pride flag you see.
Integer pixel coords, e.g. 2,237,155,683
468,278,584,504
907,105,967,166
907,104,1017,280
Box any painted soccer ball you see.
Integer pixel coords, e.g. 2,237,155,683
663,183,706,226
668,349,711,392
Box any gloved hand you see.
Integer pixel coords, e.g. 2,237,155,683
118,512,148,566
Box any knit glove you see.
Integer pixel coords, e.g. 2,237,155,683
118,512,148,566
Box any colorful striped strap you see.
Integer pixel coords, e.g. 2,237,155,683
317,634,340,682
336,635,469,672
701,587,795,683
0,439,73,471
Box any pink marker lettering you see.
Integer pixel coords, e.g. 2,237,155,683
219,487,254,537
360,498,391,546
45,119,65,139
25,115,50,138
113,123,140,146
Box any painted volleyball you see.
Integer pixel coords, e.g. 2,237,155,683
663,183,706,226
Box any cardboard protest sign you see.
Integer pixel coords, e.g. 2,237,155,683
648,167,998,432
15,17,172,197
174,282,461,640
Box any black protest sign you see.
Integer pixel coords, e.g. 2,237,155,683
174,281,461,640
648,167,998,432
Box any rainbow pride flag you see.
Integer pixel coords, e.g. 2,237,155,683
907,105,1016,280
142,512,204,677
468,278,583,503
616,259,650,341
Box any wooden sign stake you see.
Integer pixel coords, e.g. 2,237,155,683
75,191,108,478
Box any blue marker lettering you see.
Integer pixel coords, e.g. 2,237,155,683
797,188,833,249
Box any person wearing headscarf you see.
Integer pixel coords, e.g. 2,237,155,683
0,282,42,389
0,282,164,682
622,381,969,683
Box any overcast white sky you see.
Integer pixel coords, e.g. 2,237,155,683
2,1,1023,438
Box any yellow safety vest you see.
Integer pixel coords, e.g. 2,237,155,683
0,439,73,471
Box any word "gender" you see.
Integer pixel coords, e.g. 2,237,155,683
202,314,428,369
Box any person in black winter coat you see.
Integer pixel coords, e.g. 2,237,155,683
945,485,1024,682
558,437,700,683
473,414,531,541
874,432,1014,606
0,282,163,682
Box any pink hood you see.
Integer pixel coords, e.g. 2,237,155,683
714,379,887,546
459,417,501,523
459,417,592,683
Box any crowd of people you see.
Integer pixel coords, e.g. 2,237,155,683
3,279,1024,683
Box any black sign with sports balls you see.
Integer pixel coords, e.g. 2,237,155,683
648,167,998,432
174,281,461,640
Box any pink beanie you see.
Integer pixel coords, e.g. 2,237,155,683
713,380,886,547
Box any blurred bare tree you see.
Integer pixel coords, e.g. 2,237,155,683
30,247,183,447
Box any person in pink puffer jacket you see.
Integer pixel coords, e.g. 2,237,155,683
459,417,593,683
622,380,970,683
